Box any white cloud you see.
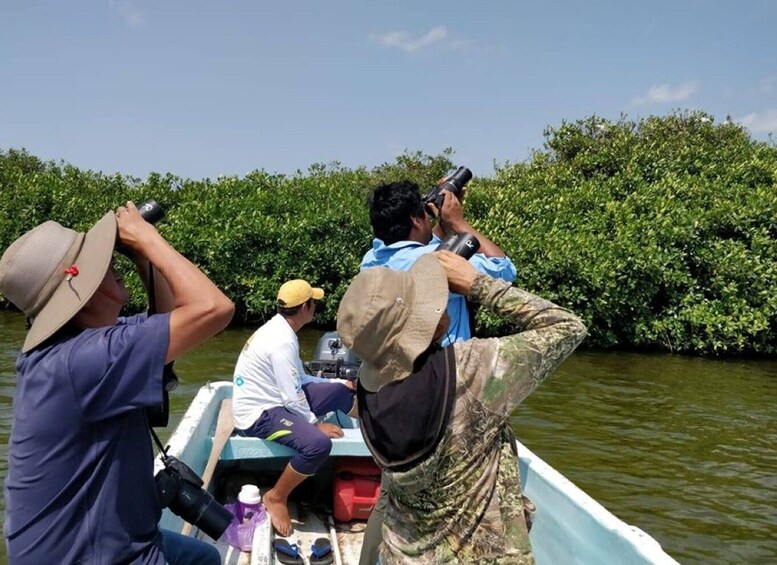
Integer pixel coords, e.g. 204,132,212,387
370,26,447,53
631,80,700,106
109,0,145,29
735,110,777,133
370,26,499,55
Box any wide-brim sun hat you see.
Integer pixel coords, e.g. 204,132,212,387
337,253,449,392
0,212,117,353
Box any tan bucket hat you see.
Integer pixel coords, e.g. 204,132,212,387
0,212,117,353
337,253,448,392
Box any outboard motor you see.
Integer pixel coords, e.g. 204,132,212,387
308,331,361,380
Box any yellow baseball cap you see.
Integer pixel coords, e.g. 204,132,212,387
277,279,324,308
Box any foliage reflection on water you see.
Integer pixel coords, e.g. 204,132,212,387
1,312,776,564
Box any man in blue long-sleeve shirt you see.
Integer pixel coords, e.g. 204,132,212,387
357,179,517,564
360,180,516,346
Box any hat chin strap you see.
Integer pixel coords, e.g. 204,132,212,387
96,286,126,306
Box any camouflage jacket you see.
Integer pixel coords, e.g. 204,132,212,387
379,274,587,564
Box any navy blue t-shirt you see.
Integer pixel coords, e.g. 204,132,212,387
4,313,170,564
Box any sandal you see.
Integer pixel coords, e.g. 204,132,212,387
272,539,303,565
309,537,334,565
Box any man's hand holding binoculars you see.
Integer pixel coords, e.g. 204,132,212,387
115,201,176,317
115,201,162,259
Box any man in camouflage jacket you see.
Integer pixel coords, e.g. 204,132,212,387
338,251,586,564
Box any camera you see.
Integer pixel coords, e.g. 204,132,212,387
422,166,473,214
155,454,233,540
437,232,480,260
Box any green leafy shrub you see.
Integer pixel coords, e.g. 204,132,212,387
472,111,776,354
1,111,775,355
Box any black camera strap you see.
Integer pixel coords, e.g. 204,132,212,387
148,422,169,458
144,264,177,428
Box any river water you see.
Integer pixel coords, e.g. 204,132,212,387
1,311,776,564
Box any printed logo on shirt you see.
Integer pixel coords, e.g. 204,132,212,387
291,367,305,398
235,376,245,387
280,418,294,428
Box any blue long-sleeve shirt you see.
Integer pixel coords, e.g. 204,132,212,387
360,236,517,346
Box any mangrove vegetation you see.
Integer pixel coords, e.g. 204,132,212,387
1,111,775,354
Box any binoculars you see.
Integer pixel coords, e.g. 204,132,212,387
423,166,473,214
138,199,165,225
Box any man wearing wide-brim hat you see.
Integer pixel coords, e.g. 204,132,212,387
337,251,587,564
0,202,234,564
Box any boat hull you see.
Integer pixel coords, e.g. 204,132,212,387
157,382,678,564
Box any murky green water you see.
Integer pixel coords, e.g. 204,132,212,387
1,311,776,564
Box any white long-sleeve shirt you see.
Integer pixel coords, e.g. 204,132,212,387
232,314,346,430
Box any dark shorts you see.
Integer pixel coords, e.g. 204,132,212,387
242,383,354,475
303,381,355,416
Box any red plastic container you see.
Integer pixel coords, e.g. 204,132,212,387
333,458,382,522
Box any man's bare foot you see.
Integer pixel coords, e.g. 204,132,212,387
263,488,292,537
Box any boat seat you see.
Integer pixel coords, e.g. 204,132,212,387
221,427,372,460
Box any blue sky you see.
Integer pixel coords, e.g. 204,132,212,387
1,1,775,180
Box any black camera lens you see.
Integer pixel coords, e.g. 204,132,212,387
170,481,233,540
439,167,473,195
155,459,233,540
423,166,472,215
451,166,473,185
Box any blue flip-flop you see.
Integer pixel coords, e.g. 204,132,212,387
309,537,333,565
272,539,303,565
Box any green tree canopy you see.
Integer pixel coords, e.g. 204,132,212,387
472,111,776,353
1,111,775,354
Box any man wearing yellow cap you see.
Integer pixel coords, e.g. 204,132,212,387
232,279,356,537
